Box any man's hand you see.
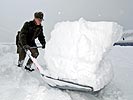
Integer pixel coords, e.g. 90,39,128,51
42,43,46,49
23,45,30,50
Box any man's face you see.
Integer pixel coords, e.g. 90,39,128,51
35,18,43,25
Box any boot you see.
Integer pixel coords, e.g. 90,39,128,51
18,60,24,67
25,65,35,72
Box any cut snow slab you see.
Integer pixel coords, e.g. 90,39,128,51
44,18,123,91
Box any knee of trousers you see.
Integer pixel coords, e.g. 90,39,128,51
32,52,39,58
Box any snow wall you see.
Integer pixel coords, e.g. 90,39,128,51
44,18,123,91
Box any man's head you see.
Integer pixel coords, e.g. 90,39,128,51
34,12,44,25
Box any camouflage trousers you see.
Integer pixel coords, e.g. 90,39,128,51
17,47,39,66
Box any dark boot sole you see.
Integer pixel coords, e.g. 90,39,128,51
25,67,35,72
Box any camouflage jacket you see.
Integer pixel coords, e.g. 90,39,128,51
17,20,46,47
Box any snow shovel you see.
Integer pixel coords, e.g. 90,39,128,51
25,50,94,92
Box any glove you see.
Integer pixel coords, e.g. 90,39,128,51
23,45,30,50
42,43,46,49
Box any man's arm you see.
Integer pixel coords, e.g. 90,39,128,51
20,22,29,46
38,28,46,48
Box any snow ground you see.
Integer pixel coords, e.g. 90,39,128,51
0,44,132,100
118,30,133,43
107,46,133,100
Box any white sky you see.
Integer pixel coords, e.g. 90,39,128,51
0,0,132,42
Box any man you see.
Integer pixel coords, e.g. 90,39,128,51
16,12,46,72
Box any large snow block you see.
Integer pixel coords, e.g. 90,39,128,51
44,18,123,91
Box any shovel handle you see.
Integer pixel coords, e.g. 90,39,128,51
30,46,42,49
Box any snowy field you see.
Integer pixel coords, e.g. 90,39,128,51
120,30,133,42
0,44,132,100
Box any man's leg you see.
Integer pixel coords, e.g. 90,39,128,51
18,48,26,67
25,48,39,71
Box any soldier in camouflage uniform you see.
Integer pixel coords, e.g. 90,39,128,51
16,12,46,72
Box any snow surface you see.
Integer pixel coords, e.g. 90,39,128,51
0,44,131,100
119,30,133,42
44,18,123,91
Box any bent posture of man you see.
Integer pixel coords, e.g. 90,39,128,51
16,12,46,72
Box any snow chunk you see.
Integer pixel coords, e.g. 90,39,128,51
44,18,123,91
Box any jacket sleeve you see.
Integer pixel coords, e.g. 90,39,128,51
20,22,29,46
38,28,46,45
16,31,20,46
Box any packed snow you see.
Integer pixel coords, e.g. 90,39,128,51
44,18,123,91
